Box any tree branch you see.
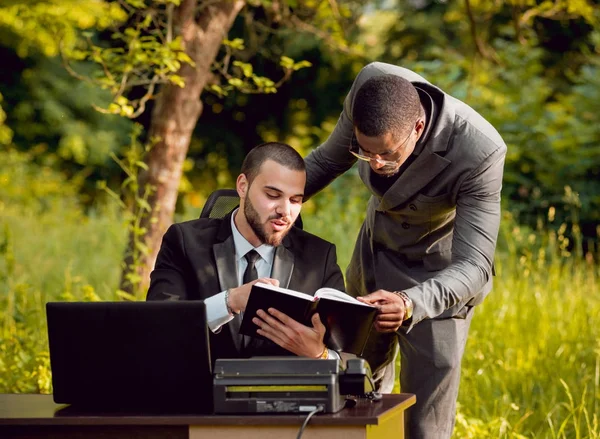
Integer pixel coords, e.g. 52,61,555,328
166,2,173,43
289,15,353,54
464,0,500,64
130,76,159,119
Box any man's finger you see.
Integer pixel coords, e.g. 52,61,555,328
376,319,403,328
267,308,297,327
377,303,403,315
255,309,284,329
253,277,279,286
253,314,289,341
374,321,402,332
311,313,325,332
359,290,400,304
262,278,279,286
256,328,284,345
376,312,404,321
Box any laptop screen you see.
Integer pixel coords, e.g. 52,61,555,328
46,301,213,413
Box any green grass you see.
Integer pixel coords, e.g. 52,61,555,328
1,180,599,437
454,223,600,438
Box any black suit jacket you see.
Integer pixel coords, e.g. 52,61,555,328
147,213,345,362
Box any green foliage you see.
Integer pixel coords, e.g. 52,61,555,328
55,0,326,117
66,8,194,117
0,147,80,213
302,172,369,271
4,56,132,166
0,150,126,393
0,149,126,294
0,92,13,145
0,0,126,57
208,51,312,97
0,53,133,205
97,124,157,299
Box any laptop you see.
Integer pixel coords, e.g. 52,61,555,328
46,300,213,413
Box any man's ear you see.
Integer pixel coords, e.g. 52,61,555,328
415,118,426,138
236,173,248,199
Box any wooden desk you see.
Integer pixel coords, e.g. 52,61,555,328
0,393,415,439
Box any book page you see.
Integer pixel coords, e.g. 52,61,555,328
254,282,315,301
314,288,375,307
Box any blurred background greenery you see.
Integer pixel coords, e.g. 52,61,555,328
1,0,599,437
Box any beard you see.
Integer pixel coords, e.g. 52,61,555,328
374,165,400,177
244,194,292,246
379,167,399,177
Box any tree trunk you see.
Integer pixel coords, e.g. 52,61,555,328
120,0,246,297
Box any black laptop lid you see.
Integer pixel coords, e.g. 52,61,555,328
46,301,212,413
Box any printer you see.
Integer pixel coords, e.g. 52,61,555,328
213,357,375,414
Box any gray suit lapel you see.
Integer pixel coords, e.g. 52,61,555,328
271,243,294,289
376,152,451,210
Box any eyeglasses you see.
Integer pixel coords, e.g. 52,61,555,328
349,128,414,167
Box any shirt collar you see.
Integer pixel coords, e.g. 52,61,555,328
412,86,437,156
230,209,275,263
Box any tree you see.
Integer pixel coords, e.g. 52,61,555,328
55,0,357,296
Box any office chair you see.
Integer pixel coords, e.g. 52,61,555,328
199,188,303,229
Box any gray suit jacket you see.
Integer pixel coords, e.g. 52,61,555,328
304,62,506,371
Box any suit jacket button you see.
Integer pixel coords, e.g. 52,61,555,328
409,203,417,211
402,222,410,229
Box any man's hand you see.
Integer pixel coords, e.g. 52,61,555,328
253,309,327,358
228,278,279,314
357,290,405,333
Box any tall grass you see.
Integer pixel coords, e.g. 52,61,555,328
0,202,126,393
1,162,599,437
454,214,600,438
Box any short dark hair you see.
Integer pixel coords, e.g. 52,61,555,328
353,75,421,141
241,142,305,183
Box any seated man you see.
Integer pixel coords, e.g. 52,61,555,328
147,142,346,361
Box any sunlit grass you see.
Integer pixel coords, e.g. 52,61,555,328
454,218,600,438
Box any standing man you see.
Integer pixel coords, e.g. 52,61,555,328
304,62,506,438
148,142,346,362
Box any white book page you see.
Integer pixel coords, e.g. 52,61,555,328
314,288,375,308
254,282,314,301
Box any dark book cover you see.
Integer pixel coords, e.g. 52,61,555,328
315,298,377,355
239,283,377,356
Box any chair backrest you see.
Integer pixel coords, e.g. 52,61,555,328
199,189,241,219
199,188,303,229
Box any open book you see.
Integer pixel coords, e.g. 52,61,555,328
239,282,378,356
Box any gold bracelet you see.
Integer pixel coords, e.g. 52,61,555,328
316,345,328,359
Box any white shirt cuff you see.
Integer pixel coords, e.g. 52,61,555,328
205,291,235,333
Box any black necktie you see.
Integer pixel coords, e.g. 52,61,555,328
241,250,261,353
243,250,261,284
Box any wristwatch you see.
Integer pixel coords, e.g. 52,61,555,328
393,291,413,321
